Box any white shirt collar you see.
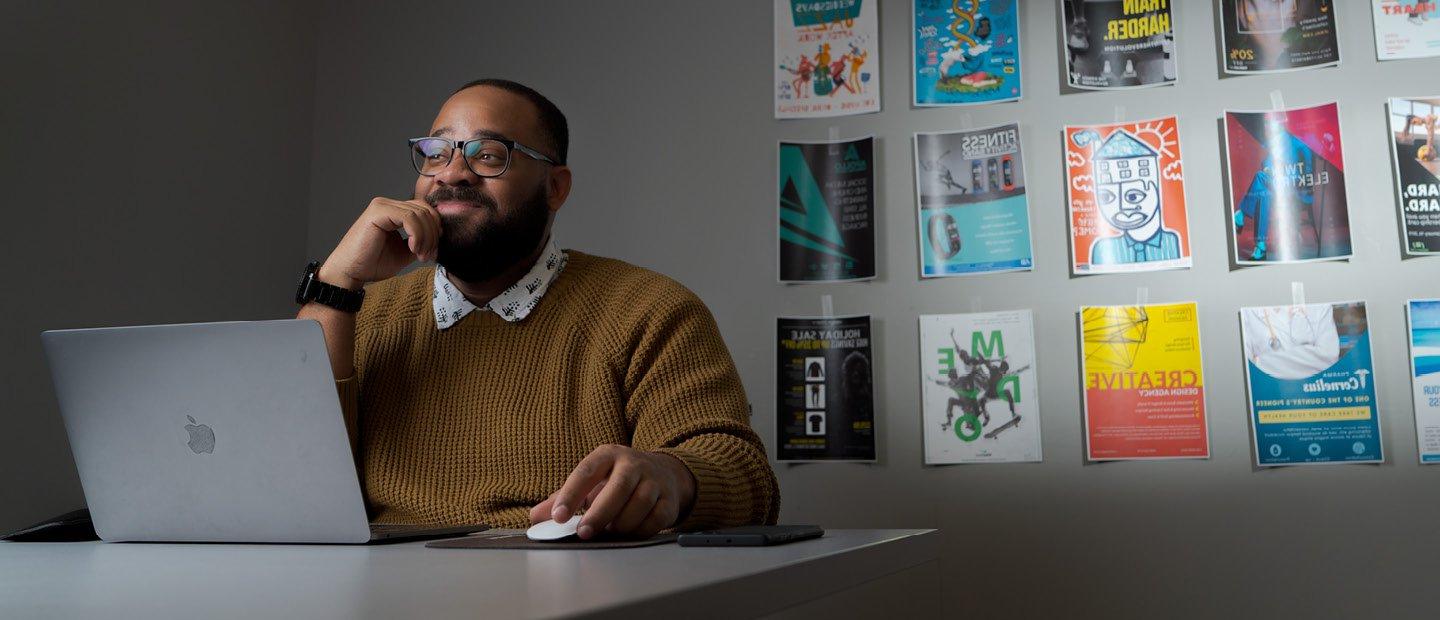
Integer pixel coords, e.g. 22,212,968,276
431,238,567,330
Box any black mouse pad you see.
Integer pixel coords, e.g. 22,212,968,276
426,530,678,549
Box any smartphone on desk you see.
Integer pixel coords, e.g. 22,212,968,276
676,525,823,547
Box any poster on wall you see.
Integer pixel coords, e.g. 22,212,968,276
1410,299,1440,463
1061,0,1177,89
1388,97,1440,255
779,136,876,283
776,315,876,462
1080,302,1209,460
775,0,881,118
1241,301,1383,466
919,310,1041,464
1372,0,1440,60
1220,0,1341,73
1065,116,1192,274
1225,102,1352,265
913,0,1022,106
914,124,1033,277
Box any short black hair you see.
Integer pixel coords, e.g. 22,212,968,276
452,78,568,165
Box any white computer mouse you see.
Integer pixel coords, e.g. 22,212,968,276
526,516,582,541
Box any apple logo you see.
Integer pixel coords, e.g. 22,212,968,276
184,415,215,454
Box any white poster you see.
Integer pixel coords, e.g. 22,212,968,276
775,0,881,119
919,310,1041,464
1373,0,1440,60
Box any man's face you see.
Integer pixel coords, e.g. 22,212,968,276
1096,179,1159,232
415,86,564,282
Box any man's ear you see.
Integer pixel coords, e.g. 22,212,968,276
546,166,572,214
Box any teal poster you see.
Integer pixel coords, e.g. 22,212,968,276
1240,301,1384,466
914,124,1033,276
913,0,1022,106
779,137,876,282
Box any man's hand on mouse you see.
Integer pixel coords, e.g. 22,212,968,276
318,197,442,290
529,445,697,540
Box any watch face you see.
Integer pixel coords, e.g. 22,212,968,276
295,262,319,304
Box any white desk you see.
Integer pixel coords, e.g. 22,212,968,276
0,528,938,619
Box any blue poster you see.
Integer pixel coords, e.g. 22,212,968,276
1240,301,1384,466
914,124,1033,276
913,0,1022,106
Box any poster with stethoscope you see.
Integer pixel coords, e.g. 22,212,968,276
1240,301,1384,466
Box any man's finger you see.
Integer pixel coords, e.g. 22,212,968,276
609,479,660,535
633,504,671,540
577,465,641,539
551,448,617,524
529,494,557,524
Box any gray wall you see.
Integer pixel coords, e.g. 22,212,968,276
0,2,318,531
7,0,1439,616
304,1,1439,617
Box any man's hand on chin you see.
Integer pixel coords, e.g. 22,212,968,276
529,445,697,540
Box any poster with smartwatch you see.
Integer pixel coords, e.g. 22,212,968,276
1240,301,1384,466
914,124,1033,277
776,315,875,462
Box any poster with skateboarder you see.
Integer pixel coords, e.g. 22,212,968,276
919,310,1041,464
775,0,881,118
777,315,876,462
1080,301,1210,460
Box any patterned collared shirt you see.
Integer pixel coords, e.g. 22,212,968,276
431,238,567,330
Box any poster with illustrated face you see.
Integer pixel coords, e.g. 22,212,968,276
1065,116,1192,274
1372,0,1440,60
1408,299,1440,463
913,0,1022,106
1224,102,1352,265
779,136,876,283
914,123,1033,277
1241,301,1383,466
1062,0,1177,89
919,310,1041,464
776,315,876,462
775,0,881,118
1220,0,1341,73
1080,302,1209,460
1388,97,1440,254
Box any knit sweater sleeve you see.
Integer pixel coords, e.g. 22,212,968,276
622,288,780,530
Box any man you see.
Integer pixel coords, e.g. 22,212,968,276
295,79,779,540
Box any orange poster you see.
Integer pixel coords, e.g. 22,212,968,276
1065,116,1192,274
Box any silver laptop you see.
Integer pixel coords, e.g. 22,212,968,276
41,319,484,544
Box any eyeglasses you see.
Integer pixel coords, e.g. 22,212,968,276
408,137,558,178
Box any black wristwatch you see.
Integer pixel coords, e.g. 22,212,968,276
295,261,365,313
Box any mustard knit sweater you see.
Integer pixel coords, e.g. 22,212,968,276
334,251,779,530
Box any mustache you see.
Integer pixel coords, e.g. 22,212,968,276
425,186,498,210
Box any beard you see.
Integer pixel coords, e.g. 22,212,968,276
427,182,550,283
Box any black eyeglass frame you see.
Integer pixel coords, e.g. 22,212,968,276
407,137,560,178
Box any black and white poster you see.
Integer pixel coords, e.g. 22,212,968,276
1062,0,1177,89
776,315,876,462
